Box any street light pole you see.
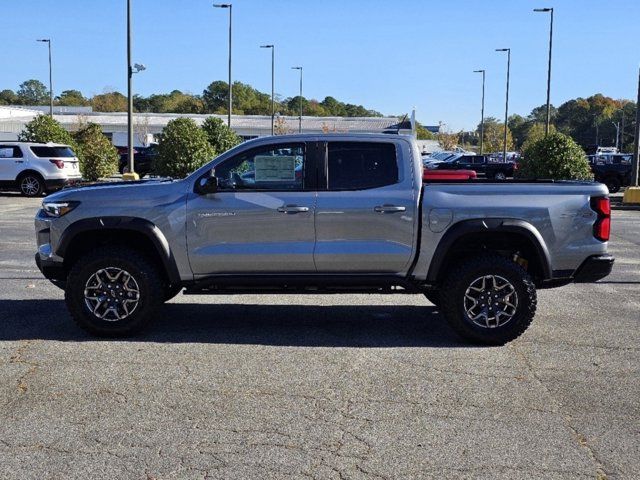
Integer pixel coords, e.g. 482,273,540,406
496,48,511,161
36,39,53,116
260,45,275,135
474,69,485,155
127,0,134,177
632,66,640,188
214,3,233,127
534,7,554,135
292,66,303,133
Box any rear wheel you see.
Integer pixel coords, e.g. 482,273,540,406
18,173,44,197
65,247,163,337
493,171,507,181
440,254,537,345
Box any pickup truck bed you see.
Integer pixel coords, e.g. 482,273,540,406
35,133,613,344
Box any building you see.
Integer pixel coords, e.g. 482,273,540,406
0,105,406,146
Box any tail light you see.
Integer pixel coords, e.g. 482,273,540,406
50,159,65,169
591,196,611,242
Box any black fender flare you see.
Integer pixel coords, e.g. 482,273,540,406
425,218,552,283
56,216,181,284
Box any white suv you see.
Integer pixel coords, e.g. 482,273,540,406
0,142,82,196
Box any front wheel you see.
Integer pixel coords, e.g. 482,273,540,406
492,171,507,181
65,247,164,337
440,254,537,345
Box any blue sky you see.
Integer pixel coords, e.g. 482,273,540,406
3,0,639,130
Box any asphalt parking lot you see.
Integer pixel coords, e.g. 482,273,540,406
0,192,638,479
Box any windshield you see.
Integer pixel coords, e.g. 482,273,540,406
30,146,76,158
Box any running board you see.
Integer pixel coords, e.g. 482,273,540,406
183,275,421,295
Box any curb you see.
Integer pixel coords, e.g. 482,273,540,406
612,205,640,211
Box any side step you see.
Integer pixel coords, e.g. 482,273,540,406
183,275,422,295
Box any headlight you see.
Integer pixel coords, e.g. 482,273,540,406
42,201,80,218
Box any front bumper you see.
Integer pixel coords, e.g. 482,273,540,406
573,254,615,283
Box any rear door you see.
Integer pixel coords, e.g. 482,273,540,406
186,141,319,275
0,145,23,181
314,140,417,273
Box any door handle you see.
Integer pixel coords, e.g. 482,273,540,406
14,160,24,163
277,205,309,214
374,205,406,213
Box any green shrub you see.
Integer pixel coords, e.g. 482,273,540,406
18,115,76,147
517,132,593,181
155,118,215,178
201,117,242,154
74,123,118,181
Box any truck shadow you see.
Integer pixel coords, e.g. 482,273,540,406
0,299,472,348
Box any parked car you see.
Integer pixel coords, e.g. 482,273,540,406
0,142,81,196
118,144,158,177
35,134,613,345
588,154,632,193
431,154,516,180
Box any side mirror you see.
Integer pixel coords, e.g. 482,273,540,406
196,174,218,195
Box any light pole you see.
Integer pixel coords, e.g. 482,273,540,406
473,69,486,155
632,67,640,188
36,39,53,116
534,7,554,135
496,48,511,161
214,3,232,127
260,45,275,135
125,0,145,180
291,66,303,133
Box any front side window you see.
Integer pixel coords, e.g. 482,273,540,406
214,143,305,191
327,142,398,190
30,146,75,158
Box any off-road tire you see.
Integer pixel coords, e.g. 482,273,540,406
603,176,621,194
18,172,44,197
65,247,164,337
440,253,537,345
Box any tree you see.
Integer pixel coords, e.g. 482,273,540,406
18,115,76,146
0,89,18,105
91,91,128,112
437,131,459,150
155,118,214,178
17,79,49,105
201,117,241,154
202,80,230,113
73,123,118,181
416,122,435,140
479,118,514,153
56,90,89,106
521,122,556,152
517,132,592,181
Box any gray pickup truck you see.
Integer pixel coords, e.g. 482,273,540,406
35,134,614,344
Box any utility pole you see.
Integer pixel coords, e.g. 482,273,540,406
292,66,303,133
36,39,53,116
623,67,640,203
534,8,554,135
496,48,511,161
474,69,485,155
214,4,233,127
260,45,275,135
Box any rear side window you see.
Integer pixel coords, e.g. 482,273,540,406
30,146,75,158
0,146,23,158
327,142,398,190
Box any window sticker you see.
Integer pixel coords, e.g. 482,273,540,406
254,155,296,182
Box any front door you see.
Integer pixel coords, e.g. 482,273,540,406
314,140,417,274
186,142,317,275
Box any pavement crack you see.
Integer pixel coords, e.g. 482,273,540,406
511,344,609,479
9,340,39,394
